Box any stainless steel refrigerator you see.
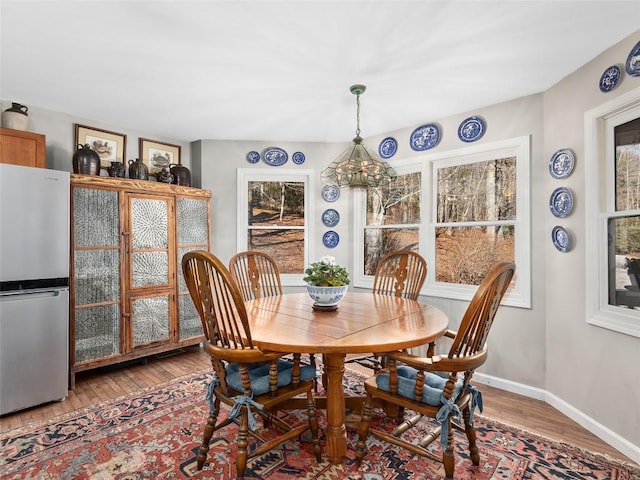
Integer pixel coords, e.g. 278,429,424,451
0,163,70,415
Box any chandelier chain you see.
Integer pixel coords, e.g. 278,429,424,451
355,93,361,137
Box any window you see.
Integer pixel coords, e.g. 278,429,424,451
427,137,530,307
353,163,423,287
237,169,314,285
585,87,640,337
353,137,530,307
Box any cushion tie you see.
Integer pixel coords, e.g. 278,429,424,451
436,397,461,447
206,378,220,413
228,395,264,431
467,385,483,422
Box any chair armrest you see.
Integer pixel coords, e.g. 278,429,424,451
386,346,487,373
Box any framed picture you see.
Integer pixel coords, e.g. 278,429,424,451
74,124,127,169
139,138,181,175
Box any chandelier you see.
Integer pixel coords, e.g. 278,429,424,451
321,84,397,188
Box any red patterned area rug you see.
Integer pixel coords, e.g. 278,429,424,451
1,370,638,480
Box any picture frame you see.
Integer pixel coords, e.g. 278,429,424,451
74,124,127,170
139,138,181,175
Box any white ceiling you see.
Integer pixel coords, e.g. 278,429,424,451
1,1,638,144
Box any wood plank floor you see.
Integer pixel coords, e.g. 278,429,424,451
0,345,635,466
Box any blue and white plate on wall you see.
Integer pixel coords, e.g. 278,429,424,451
322,230,340,248
246,151,260,164
551,226,571,253
625,40,640,77
549,187,574,218
549,148,575,179
458,116,486,142
262,147,288,166
409,124,440,151
599,65,622,93
378,137,398,159
322,208,340,227
292,152,306,164
322,185,340,202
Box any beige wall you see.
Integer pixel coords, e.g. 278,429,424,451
543,33,640,450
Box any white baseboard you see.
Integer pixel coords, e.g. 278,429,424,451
473,373,640,465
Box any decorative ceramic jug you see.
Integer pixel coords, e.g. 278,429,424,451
128,158,149,180
107,161,125,178
1,102,29,131
72,144,101,175
156,166,174,183
170,163,191,187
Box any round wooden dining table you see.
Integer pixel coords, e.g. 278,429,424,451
244,291,449,464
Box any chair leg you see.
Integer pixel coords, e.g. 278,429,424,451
306,390,322,461
197,398,221,470
443,417,455,480
236,408,250,480
355,397,373,464
462,406,480,465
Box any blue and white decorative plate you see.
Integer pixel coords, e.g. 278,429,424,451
409,124,441,151
292,151,306,164
322,208,340,227
378,137,398,159
322,185,340,202
458,116,486,142
322,230,340,248
625,40,640,77
599,65,622,93
549,187,574,218
549,148,575,179
262,147,288,166
246,151,260,164
552,226,571,253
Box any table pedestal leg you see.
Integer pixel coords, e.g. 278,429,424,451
324,353,347,464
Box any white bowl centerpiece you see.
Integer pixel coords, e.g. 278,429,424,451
303,255,350,310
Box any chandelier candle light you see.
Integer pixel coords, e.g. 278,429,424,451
321,85,397,189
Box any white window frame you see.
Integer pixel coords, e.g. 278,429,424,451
585,86,640,338
352,161,425,289
426,136,531,308
352,136,531,308
236,168,315,286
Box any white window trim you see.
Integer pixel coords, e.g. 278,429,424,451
352,137,531,308
425,136,531,308
236,168,315,287
352,160,425,290
585,86,640,338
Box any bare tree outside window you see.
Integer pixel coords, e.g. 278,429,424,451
247,181,305,273
435,157,516,285
364,172,421,275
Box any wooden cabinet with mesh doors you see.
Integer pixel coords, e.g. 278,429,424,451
69,175,211,388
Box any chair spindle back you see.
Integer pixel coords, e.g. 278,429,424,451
372,250,427,300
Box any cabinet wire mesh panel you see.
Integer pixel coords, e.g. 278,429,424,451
72,188,121,363
177,197,210,339
130,196,172,347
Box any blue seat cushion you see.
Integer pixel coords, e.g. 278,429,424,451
375,365,463,406
225,360,317,396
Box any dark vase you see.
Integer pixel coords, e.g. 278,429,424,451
72,144,101,175
107,161,125,178
128,158,149,180
170,163,191,186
